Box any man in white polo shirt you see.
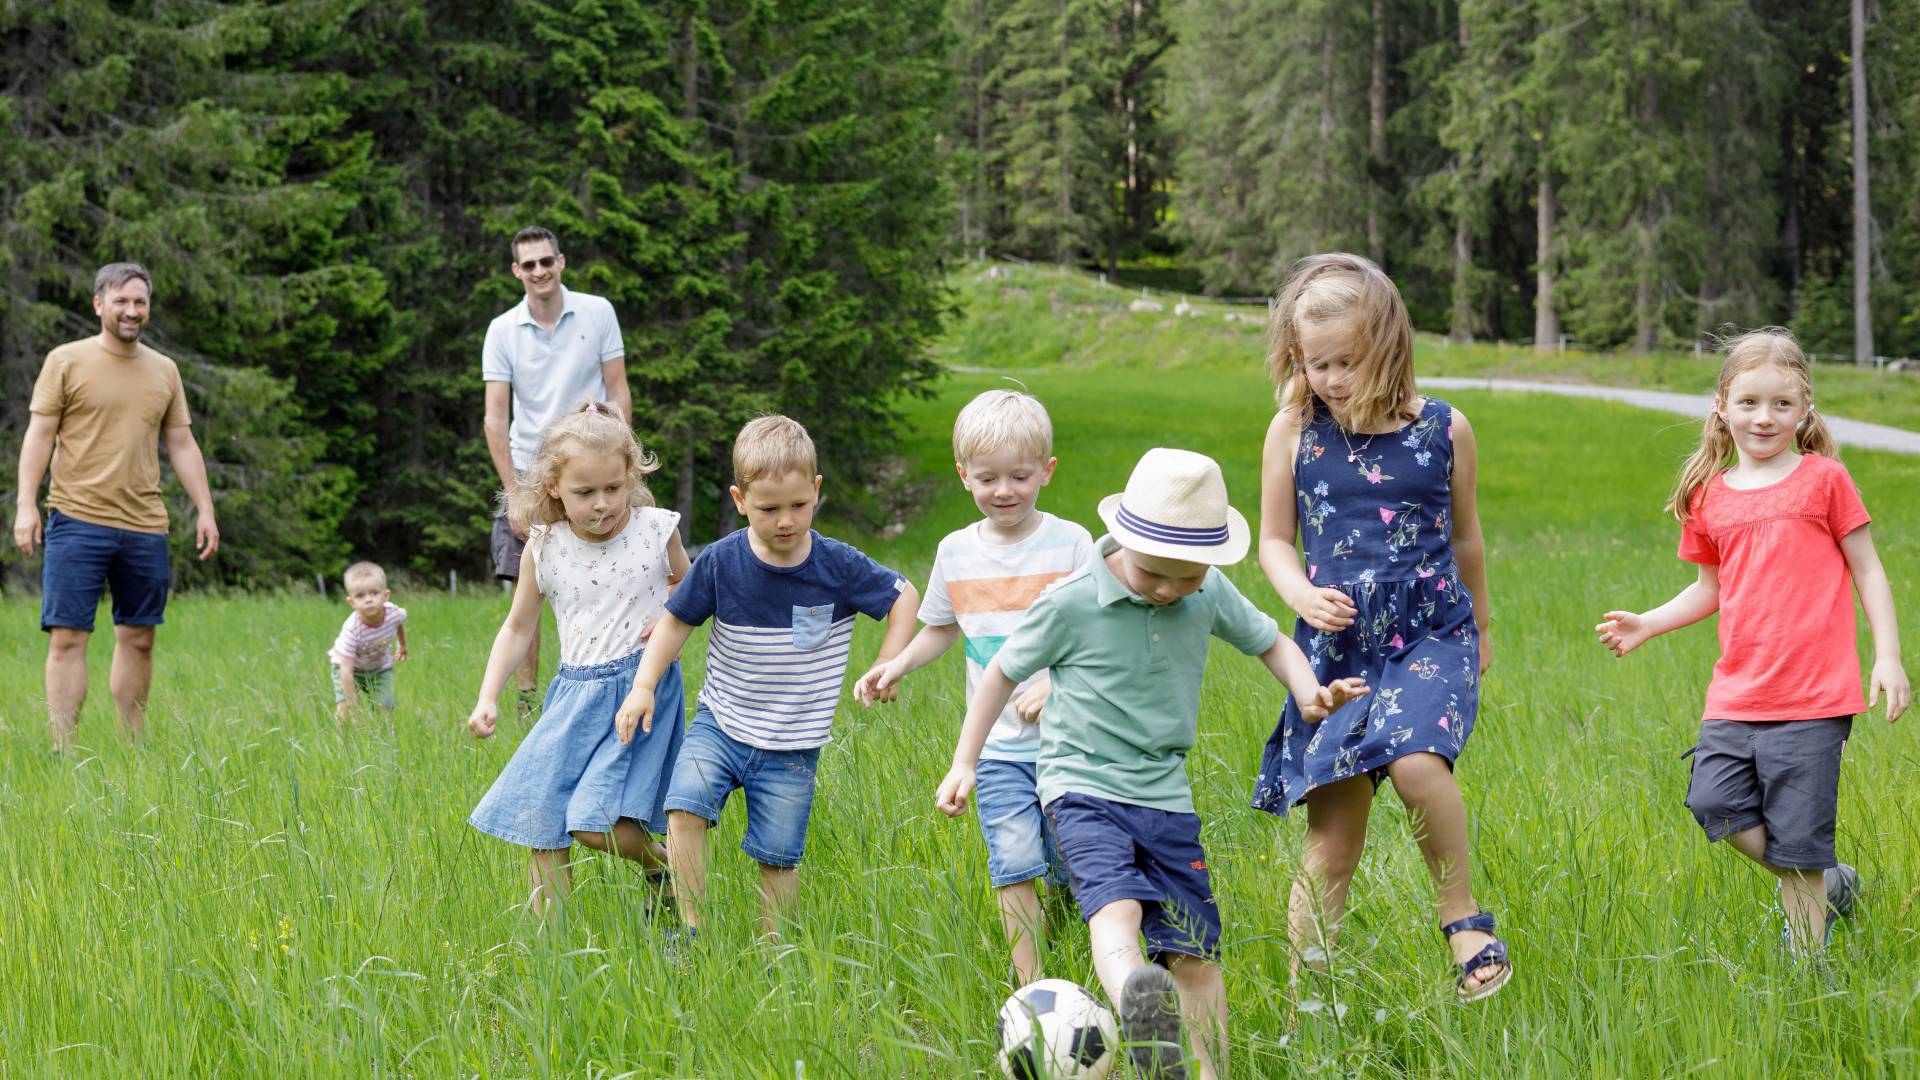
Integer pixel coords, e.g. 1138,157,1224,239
481,226,630,712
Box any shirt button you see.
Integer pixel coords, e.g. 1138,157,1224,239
1152,633,1160,642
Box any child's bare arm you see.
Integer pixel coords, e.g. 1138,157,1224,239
1256,633,1367,722
616,613,698,743
935,658,1018,816
855,621,960,706
1842,525,1909,721
394,622,408,663
1260,409,1355,632
468,546,544,737
1449,408,1492,673
335,661,357,717
853,583,921,705
1596,564,1720,658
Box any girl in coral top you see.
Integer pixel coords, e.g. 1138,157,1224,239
1597,329,1908,954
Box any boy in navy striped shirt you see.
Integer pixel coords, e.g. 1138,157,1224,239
624,415,918,943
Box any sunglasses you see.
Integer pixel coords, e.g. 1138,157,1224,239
517,255,558,272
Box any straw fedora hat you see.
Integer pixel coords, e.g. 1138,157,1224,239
1096,448,1250,565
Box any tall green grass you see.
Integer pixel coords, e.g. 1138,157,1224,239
4,298,1919,1076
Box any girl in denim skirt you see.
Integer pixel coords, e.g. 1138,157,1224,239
467,401,692,919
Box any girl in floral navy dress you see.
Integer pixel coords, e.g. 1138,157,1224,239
1252,253,1511,1002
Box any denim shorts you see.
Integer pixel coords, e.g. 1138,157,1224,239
331,664,396,709
1045,791,1221,962
663,708,820,868
975,758,1067,889
40,509,170,632
1686,716,1851,869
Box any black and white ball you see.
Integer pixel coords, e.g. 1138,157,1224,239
996,979,1117,1080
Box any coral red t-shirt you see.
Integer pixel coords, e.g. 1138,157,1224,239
1678,453,1870,722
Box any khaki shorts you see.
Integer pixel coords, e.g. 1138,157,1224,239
490,511,527,580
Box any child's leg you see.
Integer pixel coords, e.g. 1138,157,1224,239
1288,776,1373,975
996,881,1045,985
1086,898,1149,1003
757,863,799,941
528,847,571,920
666,810,709,928
571,818,669,871
1385,753,1505,992
1167,954,1226,1080
1723,827,1826,949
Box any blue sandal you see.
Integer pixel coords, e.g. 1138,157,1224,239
1440,911,1512,1003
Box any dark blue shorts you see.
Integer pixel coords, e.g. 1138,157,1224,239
1045,791,1221,962
40,509,171,633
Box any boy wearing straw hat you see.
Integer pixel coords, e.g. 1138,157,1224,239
935,448,1367,1080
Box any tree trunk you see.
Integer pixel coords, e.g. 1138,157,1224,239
1447,15,1472,344
1367,0,1387,267
1534,170,1559,352
1634,217,1656,355
1056,0,1073,267
1852,0,1873,366
970,0,989,252
674,14,701,541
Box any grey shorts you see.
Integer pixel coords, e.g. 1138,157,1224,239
490,511,527,580
1685,716,1851,870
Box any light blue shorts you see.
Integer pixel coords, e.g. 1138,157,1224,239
468,651,685,849
663,708,820,868
976,758,1067,889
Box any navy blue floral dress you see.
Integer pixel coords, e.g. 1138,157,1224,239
1252,397,1479,815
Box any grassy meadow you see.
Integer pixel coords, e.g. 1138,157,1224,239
4,265,1920,1076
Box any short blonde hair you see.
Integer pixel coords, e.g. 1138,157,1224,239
952,389,1054,464
1266,253,1419,432
343,561,387,592
507,400,659,531
732,414,816,489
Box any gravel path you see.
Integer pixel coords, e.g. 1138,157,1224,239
1420,376,1920,455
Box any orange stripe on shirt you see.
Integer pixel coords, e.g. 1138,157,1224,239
946,571,1072,614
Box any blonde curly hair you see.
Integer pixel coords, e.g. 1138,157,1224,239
505,400,659,532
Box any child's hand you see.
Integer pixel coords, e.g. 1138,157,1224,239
1010,677,1051,723
394,642,408,663
615,686,656,744
1298,677,1369,722
467,701,497,739
334,700,353,723
1294,586,1358,633
854,659,904,707
1595,611,1652,657
934,763,976,817
640,618,656,642
1869,656,1910,722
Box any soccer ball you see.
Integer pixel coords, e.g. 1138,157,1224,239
996,979,1117,1080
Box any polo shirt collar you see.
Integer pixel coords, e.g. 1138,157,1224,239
1093,534,1148,608
512,285,580,327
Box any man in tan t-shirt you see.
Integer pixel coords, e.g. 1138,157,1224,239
12,262,220,752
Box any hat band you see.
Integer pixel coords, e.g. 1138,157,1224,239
1115,504,1230,547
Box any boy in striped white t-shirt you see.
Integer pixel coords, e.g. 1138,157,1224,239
856,389,1091,985
626,415,918,943
330,561,408,722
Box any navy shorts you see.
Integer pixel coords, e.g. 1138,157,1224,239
663,708,821,868
1686,716,1851,870
1045,791,1221,962
40,509,171,633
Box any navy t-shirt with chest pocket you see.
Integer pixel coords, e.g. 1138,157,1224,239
667,529,905,750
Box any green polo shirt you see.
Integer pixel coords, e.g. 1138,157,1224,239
994,535,1280,813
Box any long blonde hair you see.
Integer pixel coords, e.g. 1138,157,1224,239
1266,252,1419,431
1668,328,1837,522
506,400,659,531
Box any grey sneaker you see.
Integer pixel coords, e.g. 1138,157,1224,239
1825,864,1861,925
1119,965,1187,1079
